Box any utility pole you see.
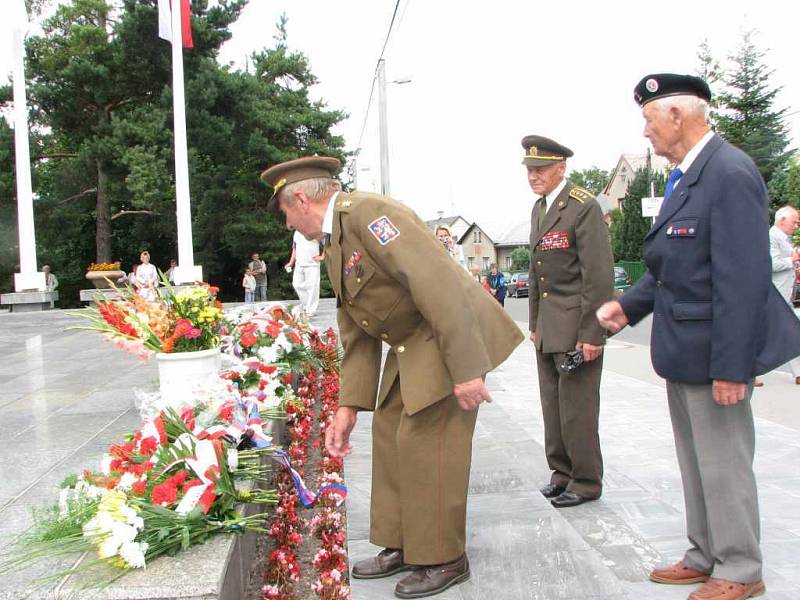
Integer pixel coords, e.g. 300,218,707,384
377,59,390,196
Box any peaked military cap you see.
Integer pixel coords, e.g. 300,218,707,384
521,135,573,167
633,73,712,107
261,156,341,212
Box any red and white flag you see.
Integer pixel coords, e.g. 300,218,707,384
158,0,193,48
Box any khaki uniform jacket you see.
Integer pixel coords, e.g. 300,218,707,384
326,192,524,415
528,182,614,353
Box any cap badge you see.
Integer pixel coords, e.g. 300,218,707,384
645,78,659,93
273,177,287,194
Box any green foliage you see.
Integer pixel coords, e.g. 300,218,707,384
567,167,610,195
713,30,793,198
767,154,800,212
3,2,345,306
510,247,530,272
610,169,665,261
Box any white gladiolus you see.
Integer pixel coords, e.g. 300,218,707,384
100,453,113,475
257,344,279,364
116,472,137,491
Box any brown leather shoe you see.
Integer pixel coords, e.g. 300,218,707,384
351,548,412,579
394,553,470,598
649,560,709,584
688,578,766,599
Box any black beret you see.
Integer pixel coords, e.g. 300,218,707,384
260,156,341,213
633,73,711,107
520,135,573,167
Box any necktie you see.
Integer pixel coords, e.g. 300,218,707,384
664,168,683,204
538,196,547,229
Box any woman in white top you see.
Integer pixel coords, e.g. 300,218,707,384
134,250,159,302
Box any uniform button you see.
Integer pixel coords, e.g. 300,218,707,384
539,276,544,282
361,319,369,327
347,299,353,306
536,260,542,266
356,277,362,283
380,333,389,341
656,280,663,287
397,345,405,353
542,292,549,298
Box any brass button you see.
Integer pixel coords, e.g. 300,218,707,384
347,299,353,306
397,345,405,353
542,292,549,298
539,276,544,282
380,333,389,341
536,260,542,266
361,319,369,327
356,277,362,283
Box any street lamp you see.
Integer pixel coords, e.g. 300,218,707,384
377,59,411,197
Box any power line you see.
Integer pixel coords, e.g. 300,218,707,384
354,0,403,155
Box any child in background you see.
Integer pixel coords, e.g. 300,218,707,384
480,275,492,294
243,268,256,303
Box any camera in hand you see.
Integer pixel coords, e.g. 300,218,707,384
559,349,584,374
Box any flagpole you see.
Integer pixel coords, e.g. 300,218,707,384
11,0,45,292
169,0,202,285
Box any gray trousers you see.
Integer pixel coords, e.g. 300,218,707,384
667,380,762,583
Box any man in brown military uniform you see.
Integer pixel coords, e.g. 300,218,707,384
262,156,523,599
523,135,614,508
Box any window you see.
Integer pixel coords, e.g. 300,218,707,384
467,257,474,269
482,257,490,271
473,230,482,243
505,256,512,269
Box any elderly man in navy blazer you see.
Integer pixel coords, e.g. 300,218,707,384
597,73,800,600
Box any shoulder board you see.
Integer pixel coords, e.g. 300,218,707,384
568,186,592,203
334,195,355,212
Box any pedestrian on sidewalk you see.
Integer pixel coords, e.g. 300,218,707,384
597,73,800,600
262,156,523,599
523,134,614,509
764,205,800,385
248,252,268,301
285,229,323,317
487,263,507,306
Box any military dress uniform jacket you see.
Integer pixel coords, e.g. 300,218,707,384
326,192,524,415
528,183,614,353
619,134,800,384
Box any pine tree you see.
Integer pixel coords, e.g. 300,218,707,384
611,169,665,261
715,30,793,193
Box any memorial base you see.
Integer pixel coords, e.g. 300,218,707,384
0,290,59,312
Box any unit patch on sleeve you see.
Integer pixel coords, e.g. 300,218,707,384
368,216,400,245
538,230,570,250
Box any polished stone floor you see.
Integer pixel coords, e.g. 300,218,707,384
1,301,799,599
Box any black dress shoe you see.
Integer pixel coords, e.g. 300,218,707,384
550,490,596,508
539,483,567,498
352,548,412,579
395,554,470,598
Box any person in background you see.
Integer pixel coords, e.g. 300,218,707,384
133,250,158,302
248,253,268,302
42,265,58,292
242,268,256,303
165,258,178,284
285,230,323,317
597,73,800,600
487,263,507,306
480,275,491,294
764,205,800,385
435,225,467,270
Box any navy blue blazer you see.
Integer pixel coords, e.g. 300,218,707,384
619,134,800,384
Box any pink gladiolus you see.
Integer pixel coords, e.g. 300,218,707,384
186,328,202,339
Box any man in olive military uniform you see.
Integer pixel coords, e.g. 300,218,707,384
523,135,614,508
262,156,523,599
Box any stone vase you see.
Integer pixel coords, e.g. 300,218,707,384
85,270,125,289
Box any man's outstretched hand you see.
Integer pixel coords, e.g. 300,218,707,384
325,406,358,457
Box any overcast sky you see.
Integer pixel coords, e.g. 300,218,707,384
4,1,800,235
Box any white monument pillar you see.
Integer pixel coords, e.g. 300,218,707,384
11,1,45,292
168,1,202,285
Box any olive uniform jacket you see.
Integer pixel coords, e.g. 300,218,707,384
326,192,524,416
528,182,614,353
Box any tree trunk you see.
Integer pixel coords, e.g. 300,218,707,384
96,159,111,263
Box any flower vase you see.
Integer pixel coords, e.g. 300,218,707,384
155,347,222,408
85,270,126,289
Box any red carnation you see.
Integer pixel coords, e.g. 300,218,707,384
151,481,178,507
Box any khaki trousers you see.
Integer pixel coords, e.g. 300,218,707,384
369,380,478,565
535,349,603,498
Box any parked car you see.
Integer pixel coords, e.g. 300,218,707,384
614,266,632,292
508,272,529,298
